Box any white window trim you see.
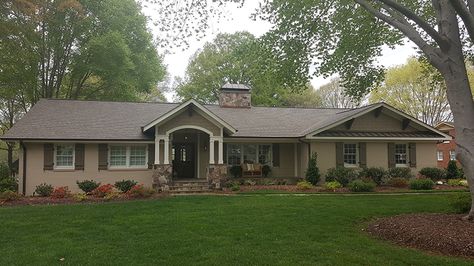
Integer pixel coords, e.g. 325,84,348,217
108,144,148,169
343,143,359,168
437,151,444,161
226,143,273,166
395,143,409,168
54,144,75,170
449,150,456,161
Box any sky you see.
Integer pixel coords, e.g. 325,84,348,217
144,1,417,102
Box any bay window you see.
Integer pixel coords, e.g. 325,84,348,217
109,145,147,168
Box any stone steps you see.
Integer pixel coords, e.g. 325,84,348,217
169,179,211,193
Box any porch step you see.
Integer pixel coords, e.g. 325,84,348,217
169,179,211,193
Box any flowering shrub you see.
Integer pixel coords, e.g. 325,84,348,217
389,178,408,188
325,181,342,191
296,180,313,190
76,180,100,194
104,192,122,201
126,185,155,198
72,193,88,202
92,184,114,198
0,190,22,201
114,179,138,193
35,183,54,197
51,186,71,198
447,179,468,187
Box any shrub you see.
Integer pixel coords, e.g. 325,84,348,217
296,180,313,190
126,185,155,198
387,167,412,179
92,184,114,198
0,190,21,201
449,193,471,214
114,179,138,193
348,180,376,192
409,179,435,190
359,167,387,185
229,165,242,178
0,176,17,192
447,179,469,187
230,183,240,191
35,183,54,197
262,165,271,177
0,163,10,178
104,192,122,201
73,193,88,202
325,181,342,191
76,180,100,194
50,186,71,198
446,160,461,179
389,178,408,188
418,167,446,181
325,167,359,187
305,153,321,185
244,179,256,186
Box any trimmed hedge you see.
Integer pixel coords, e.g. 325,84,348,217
419,167,446,181
348,179,376,192
387,167,412,179
325,167,359,187
409,179,435,190
359,167,387,185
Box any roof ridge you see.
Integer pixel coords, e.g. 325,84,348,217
39,98,177,105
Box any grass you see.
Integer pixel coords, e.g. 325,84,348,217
0,194,471,265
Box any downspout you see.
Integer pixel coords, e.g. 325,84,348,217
20,141,27,196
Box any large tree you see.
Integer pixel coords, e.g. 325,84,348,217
175,31,311,106
149,0,474,219
317,77,361,108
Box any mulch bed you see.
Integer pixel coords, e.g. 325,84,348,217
367,213,474,259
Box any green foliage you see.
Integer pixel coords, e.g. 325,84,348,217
73,193,88,202
51,186,71,199
305,153,320,185
230,183,240,192
359,167,387,185
449,193,471,214
324,181,342,191
348,180,376,192
175,31,311,106
35,183,54,197
104,192,122,201
126,185,155,198
262,165,271,177
387,167,412,179
0,190,21,201
0,163,10,178
409,179,435,190
76,180,101,194
229,165,242,178
447,179,468,187
296,180,314,190
114,179,138,193
0,176,17,192
446,161,462,179
419,167,447,181
389,178,408,188
325,167,359,187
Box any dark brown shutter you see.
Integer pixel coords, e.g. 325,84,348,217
272,144,280,167
148,144,155,169
336,142,344,167
43,143,54,170
74,144,85,170
359,142,367,168
223,143,227,164
98,144,108,170
409,143,417,167
388,143,395,168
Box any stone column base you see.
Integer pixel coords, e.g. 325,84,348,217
152,164,172,192
207,164,227,189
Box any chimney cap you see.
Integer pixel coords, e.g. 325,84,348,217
220,83,251,91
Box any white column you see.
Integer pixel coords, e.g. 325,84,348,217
294,143,298,177
209,138,215,164
218,138,224,164
164,137,170,164
154,138,160,165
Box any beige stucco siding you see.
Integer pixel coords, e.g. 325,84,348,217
310,142,336,178
272,143,297,177
414,142,437,173
332,112,417,132
22,143,153,195
366,142,388,168
157,108,221,136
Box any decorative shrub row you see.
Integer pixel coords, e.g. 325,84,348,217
325,167,412,187
348,180,376,192
409,179,435,190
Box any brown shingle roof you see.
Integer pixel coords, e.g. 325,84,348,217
317,131,441,138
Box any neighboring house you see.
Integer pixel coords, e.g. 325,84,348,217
435,122,459,168
1,84,450,195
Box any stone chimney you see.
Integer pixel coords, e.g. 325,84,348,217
218,83,251,108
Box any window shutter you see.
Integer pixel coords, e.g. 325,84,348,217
336,142,344,167
223,143,227,164
359,142,367,168
43,143,54,170
409,143,417,168
98,144,108,170
148,144,155,169
75,144,85,170
272,144,280,167
388,143,395,168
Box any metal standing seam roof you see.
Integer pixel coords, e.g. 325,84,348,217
0,99,443,140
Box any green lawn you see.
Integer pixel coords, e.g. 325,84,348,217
0,194,471,265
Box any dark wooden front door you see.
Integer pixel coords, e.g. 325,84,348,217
172,143,196,179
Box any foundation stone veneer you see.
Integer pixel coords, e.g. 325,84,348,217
152,164,172,191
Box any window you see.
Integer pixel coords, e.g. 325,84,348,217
395,144,408,166
226,144,273,166
343,143,358,166
450,150,456,161
437,150,444,161
109,145,147,168
55,144,74,169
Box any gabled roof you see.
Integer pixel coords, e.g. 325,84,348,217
142,99,237,134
